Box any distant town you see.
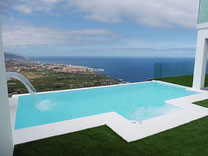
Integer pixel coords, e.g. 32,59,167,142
6,58,94,73
5,57,120,96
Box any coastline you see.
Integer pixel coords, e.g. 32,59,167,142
6,58,121,96
6,58,95,74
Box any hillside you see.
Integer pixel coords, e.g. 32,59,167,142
5,52,28,60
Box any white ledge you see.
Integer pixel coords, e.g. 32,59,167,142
197,22,208,30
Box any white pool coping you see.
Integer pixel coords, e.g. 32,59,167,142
9,81,208,145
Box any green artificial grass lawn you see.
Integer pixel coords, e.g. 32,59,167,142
155,75,194,87
14,117,208,156
14,75,208,156
155,74,208,87
194,99,208,108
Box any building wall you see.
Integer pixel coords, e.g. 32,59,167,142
193,29,208,89
0,27,13,155
192,0,208,89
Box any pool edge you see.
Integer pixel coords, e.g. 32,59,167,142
10,81,208,144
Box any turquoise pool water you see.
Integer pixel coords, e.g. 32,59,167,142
15,82,197,129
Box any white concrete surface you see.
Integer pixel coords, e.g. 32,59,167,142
9,81,208,145
0,27,14,156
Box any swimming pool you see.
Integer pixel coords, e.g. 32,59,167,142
15,81,198,129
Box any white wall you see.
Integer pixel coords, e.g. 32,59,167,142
193,28,208,89
0,27,13,155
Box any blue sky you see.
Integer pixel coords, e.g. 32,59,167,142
0,0,199,57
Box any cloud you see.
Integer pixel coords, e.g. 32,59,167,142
53,47,196,57
2,24,118,47
12,0,63,15
3,23,195,57
66,0,199,28
13,5,32,14
8,0,199,29
3,0,199,29
0,0,13,15
42,0,62,4
66,47,196,53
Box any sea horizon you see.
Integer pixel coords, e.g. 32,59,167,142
29,56,196,83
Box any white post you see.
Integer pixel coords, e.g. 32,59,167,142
193,29,208,90
0,26,13,155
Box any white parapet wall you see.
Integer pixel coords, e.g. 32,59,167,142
0,27,14,155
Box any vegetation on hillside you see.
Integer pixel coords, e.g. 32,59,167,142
8,70,120,96
5,52,28,60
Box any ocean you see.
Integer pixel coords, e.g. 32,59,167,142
29,57,195,82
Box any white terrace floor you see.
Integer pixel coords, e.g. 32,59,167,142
9,81,208,145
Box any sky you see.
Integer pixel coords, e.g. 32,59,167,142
0,0,200,57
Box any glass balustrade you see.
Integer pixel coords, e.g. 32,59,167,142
198,0,208,24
